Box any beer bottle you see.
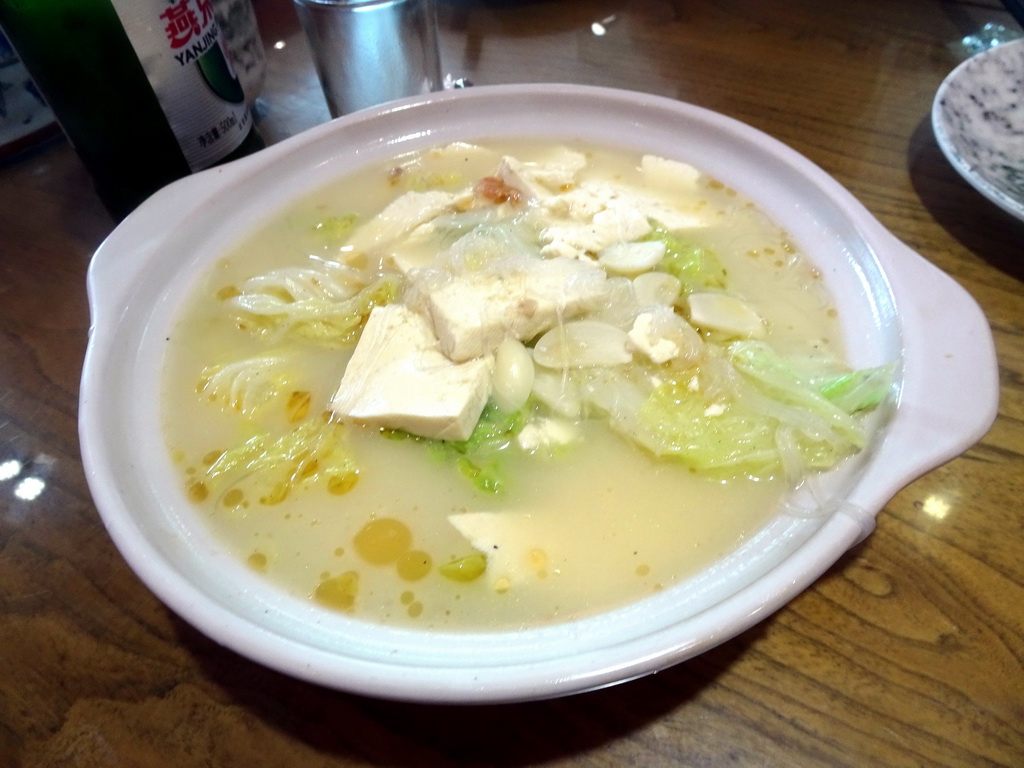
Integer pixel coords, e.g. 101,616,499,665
0,0,264,220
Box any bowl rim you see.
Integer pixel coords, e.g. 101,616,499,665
79,83,998,703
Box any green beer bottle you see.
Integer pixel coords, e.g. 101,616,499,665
0,0,263,220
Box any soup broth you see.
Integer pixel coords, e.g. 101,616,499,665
162,140,861,631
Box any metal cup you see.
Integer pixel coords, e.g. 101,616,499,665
293,0,443,118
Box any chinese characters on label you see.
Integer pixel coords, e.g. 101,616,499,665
197,113,241,149
160,0,216,50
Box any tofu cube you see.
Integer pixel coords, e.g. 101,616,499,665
420,256,611,362
330,304,492,441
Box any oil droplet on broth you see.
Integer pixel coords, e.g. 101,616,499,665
438,552,486,583
286,390,312,423
187,480,209,503
260,481,290,506
354,518,412,565
202,449,224,466
396,550,432,581
315,571,360,612
222,488,245,508
247,551,268,572
528,548,548,577
328,472,359,495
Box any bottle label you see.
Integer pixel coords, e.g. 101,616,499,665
109,0,252,171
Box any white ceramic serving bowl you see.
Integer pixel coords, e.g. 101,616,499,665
79,84,998,704
932,38,1024,221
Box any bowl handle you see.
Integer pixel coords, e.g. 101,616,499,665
847,228,999,526
85,161,250,335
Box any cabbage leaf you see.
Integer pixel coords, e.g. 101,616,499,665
202,414,358,505
229,269,400,346
197,355,290,416
633,341,895,478
641,221,727,294
427,402,528,494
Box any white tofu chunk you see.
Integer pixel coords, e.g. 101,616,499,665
330,304,492,441
447,511,552,590
687,292,767,339
496,156,554,201
495,150,587,202
540,202,652,259
538,180,707,260
534,145,589,178
419,256,611,362
540,181,616,220
628,312,680,364
641,154,701,193
346,190,464,255
516,417,580,453
426,141,493,162
628,308,702,364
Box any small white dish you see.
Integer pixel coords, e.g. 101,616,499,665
932,38,1024,220
79,84,998,704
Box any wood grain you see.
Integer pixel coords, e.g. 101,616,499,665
1,1,1021,765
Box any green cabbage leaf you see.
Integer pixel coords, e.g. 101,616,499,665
633,341,895,478
641,221,727,294
427,402,528,494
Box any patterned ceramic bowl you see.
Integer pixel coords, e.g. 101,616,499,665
932,38,1024,220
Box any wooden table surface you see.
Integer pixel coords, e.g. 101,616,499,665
1,0,1022,765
